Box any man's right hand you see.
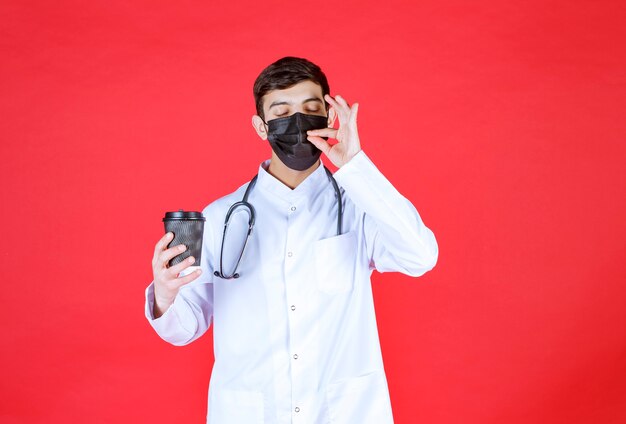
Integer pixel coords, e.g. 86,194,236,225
151,232,203,318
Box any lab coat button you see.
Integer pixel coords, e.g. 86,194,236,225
291,305,296,311
290,206,296,211
295,407,300,413
287,251,293,257
293,353,298,359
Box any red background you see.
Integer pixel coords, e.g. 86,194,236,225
1,1,625,423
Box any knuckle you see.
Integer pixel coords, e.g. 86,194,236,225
164,252,174,263
180,273,194,284
163,279,178,291
154,277,167,289
156,269,169,281
171,278,185,289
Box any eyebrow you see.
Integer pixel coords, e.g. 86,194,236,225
268,97,324,109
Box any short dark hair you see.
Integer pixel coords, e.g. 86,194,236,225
253,56,330,120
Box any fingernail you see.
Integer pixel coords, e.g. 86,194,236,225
179,245,186,251
188,256,195,263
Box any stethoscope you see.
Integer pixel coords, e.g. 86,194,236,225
214,166,343,279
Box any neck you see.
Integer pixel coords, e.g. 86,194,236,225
266,151,320,190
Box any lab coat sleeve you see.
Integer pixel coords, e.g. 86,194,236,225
332,149,438,277
144,205,216,346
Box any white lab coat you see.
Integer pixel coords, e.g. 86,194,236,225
145,150,438,424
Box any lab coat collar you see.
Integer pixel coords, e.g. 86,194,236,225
256,156,330,202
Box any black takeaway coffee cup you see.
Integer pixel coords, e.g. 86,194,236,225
163,210,206,276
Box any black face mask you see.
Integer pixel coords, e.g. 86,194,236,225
265,112,329,171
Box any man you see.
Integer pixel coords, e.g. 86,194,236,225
145,56,438,424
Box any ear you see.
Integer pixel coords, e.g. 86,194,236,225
327,106,338,128
252,115,268,140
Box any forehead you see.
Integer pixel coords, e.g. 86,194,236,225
263,80,324,109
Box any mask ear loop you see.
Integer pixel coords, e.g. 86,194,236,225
261,117,273,142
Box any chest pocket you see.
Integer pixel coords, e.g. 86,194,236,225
314,230,358,294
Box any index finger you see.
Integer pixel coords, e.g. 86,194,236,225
325,94,350,121
153,232,174,262
325,94,350,112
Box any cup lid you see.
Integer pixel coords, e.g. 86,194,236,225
163,209,205,221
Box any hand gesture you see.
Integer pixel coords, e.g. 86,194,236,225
307,94,362,168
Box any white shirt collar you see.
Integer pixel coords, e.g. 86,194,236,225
255,157,330,202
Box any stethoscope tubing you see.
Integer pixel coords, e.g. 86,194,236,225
214,166,342,279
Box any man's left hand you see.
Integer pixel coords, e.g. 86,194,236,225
307,94,362,168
